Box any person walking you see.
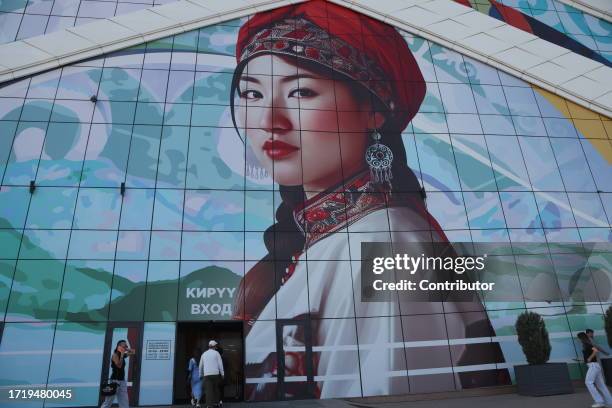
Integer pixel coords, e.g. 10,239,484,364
587,329,611,359
188,348,203,407
578,332,612,408
100,340,134,408
199,340,224,408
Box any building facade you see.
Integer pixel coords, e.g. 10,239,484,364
0,0,611,406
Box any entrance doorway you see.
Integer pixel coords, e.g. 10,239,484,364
99,322,143,406
174,321,244,404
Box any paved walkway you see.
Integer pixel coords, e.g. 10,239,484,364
163,389,596,408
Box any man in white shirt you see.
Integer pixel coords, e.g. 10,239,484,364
199,340,224,408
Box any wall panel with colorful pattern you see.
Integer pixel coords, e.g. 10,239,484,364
0,1,610,405
454,0,611,66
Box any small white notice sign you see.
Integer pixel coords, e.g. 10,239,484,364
146,340,171,360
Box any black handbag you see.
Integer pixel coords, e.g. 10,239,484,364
100,379,118,396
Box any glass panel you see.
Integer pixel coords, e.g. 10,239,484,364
81,124,132,187
46,322,105,407
357,316,409,397
451,134,496,191
6,259,64,321
518,136,565,191
0,322,54,406
500,191,542,229
109,260,147,321
156,125,188,188
119,189,154,230
186,127,244,190
25,187,77,229
463,191,507,230
485,135,531,191
426,191,469,230
139,322,176,405
125,125,162,188
403,314,455,393
56,66,102,100
152,189,183,230
149,231,180,261
0,187,31,229
116,230,150,260
36,122,89,186
568,192,608,228
139,69,169,103
0,121,18,179
181,231,243,261
67,230,117,259
550,138,596,192
98,68,141,102
245,190,275,232
279,322,314,399
0,231,20,259
183,190,244,231
0,259,17,319
73,187,121,229
3,121,46,185
144,261,178,321
581,138,612,193
414,133,460,191
439,83,477,114
58,260,112,321
19,229,70,260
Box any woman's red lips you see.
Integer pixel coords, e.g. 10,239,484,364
262,139,299,159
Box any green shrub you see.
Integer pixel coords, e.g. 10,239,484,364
515,311,551,365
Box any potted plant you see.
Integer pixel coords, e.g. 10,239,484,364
514,311,573,396
601,306,612,385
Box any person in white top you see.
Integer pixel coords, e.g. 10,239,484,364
199,340,224,408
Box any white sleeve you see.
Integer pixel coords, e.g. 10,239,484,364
217,352,224,377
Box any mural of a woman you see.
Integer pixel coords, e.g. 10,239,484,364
230,0,509,400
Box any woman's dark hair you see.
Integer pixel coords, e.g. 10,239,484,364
230,56,426,324
114,340,127,353
192,348,202,359
577,332,589,344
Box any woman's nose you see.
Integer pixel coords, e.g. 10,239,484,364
259,103,293,135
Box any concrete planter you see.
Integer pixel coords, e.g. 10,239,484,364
515,363,574,396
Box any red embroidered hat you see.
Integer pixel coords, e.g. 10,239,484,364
235,0,426,131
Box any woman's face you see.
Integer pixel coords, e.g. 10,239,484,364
235,55,382,195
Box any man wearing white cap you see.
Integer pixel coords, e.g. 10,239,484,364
198,340,224,408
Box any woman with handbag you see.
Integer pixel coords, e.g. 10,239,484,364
100,340,134,408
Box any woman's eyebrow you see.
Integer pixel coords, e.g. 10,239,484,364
280,74,318,83
239,76,260,84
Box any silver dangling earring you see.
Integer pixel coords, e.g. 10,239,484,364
365,129,393,187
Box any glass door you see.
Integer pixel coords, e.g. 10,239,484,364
99,322,143,406
275,319,316,400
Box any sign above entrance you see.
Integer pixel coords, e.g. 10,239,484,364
178,264,241,321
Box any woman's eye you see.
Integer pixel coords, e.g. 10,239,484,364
289,88,316,98
240,89,263,100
